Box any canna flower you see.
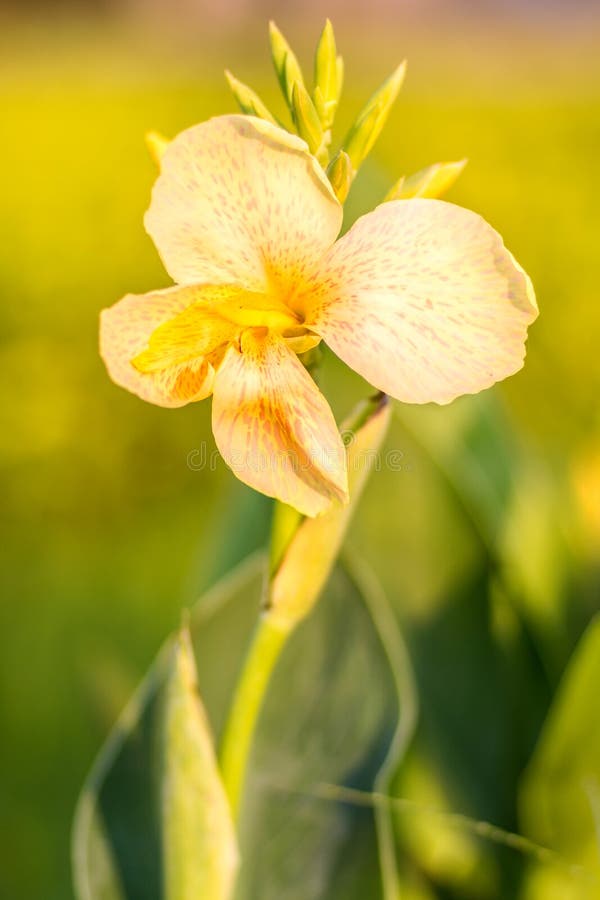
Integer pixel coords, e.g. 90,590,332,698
100,115,537,516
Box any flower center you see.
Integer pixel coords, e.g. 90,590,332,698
214,289,321,353
217,302,300,332
131,284,321,376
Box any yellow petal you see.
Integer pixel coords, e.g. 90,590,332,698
100,285,219,408
132,303,239,373
306,199,538,405
211,329,348,516
144,115,342,294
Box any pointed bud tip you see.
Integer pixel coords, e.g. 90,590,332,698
320,18,335,41
145,130,169,166
389,59,408,90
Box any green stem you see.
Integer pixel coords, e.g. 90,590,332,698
219,391,390,824
219,610,291,820
269,502,303,575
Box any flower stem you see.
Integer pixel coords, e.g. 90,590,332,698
219,609,290,820
219,392,391,825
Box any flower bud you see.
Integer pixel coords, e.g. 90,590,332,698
327,150,354,203
314,19,339,129
225,70,278,126
385,158,467,201
343,61,406,170
269,21,304,107
291,80,325,158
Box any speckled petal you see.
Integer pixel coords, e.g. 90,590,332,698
145,115,343,292
100,285,223,408
212,329,348,516
306,199,538,405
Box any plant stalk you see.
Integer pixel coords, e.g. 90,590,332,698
219,606,291,820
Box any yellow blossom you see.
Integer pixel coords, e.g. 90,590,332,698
100,115,537,516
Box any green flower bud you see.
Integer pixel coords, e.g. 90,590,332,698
327,150,354,203
385,158,468,201
343,61,407,170
291,80,325,158
225,70,279,126
269,21,304,107
314,19,338,129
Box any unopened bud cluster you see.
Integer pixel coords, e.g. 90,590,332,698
225,20,467,206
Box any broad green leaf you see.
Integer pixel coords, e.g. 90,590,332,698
519,616,600,897
158,629,238,900
72,794,126,900
347,553,418,900
395,390,578,680
72,628,238,900
74,495,415,900
233,560,415,900
336,389,554,895
498,461,579,680
394,394,517,552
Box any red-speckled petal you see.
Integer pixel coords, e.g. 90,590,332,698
305,199,538,405
211,329,348,516
100,285,223,408
145,115,342,293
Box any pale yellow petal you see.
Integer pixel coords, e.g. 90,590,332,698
100,285,221,408
306,199,538,405
132,302,239,373
211,329,348,516
145,115,342,293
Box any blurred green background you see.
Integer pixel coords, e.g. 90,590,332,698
1,2,600,897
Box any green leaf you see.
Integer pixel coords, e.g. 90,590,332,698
72,628,238,900
519,616,600,886
234,560,415,899
345,553,418,900
338,389,554,894
393,392,577,680
158,629,238,900
385,159,467,201
393,393,516,552
343,62,406,170
269,21,304,108
224,70,278,125
74,529,415,900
